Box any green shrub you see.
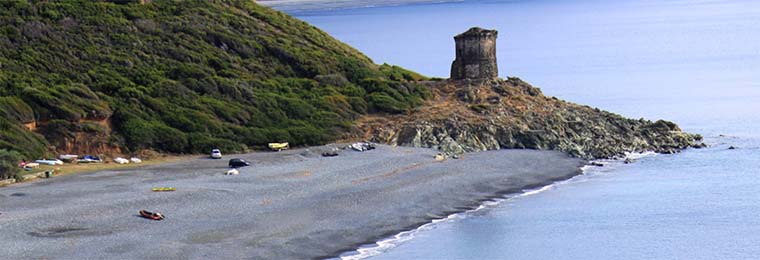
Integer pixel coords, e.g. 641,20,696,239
0,149,22,180
153,124,188,153
0,117,48,159
368,93,407,114
188,133,244,154
0,97,34,123
119,118,155,151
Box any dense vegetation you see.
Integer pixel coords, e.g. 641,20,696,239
0,0,429,161
0,149,22,180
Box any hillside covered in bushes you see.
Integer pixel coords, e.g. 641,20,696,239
0,0,429,160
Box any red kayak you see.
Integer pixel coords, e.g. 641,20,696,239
139,210,164,221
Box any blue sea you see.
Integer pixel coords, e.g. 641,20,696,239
272,0,760,259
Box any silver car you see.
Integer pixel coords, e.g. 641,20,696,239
210,149,222,159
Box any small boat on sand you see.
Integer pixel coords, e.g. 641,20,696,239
321,151,339,157
151,187,176,192
268,142,289,151
350,142,376,152
139,210,164,220
114,157,129,164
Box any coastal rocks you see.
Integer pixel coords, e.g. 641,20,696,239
395,122,498,154
36,117,122,157
19,173,40,182
0,178,16,187
358,78,702,159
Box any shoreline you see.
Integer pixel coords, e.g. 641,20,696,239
337,151,656,259
339,177,568,260
331,166,583,260
325,148,586,259
0,145,584,259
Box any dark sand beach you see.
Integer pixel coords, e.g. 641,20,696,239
0,145,583,259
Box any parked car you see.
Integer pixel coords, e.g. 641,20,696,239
210,149,222,159
114,157,129,164
130,157,142,163
228,158,250,168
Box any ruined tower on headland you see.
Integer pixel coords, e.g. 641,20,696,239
450,27,498,80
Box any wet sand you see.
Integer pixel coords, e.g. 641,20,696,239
0,145,583,259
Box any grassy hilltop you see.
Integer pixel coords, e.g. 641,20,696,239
0,0,429,160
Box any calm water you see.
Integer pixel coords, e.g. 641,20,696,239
278,0,760,259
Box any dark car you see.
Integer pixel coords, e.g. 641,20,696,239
228,158,251,168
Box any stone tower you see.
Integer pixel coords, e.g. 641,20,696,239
450,27,498,80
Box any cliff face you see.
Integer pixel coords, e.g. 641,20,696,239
356,78,702,159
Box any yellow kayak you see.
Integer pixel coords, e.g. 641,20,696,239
268,142,290,151
151,187,176,192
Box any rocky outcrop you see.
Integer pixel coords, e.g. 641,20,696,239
357,78,702,159
36,117,122,157
0,178,16,187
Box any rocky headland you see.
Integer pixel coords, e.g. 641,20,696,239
355,27,702,159
356,77,702,159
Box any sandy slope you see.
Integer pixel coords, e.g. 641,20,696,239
0,145,582,259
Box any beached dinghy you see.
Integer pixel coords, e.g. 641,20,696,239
139,210,164,220
114,157,130,164
151,187,176,192
350,142,376,152
268,142,289,151
35,159,63,166
321,151,339,157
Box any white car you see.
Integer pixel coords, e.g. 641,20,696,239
210,149,222,159
114,157,130,164
130,157,142,163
